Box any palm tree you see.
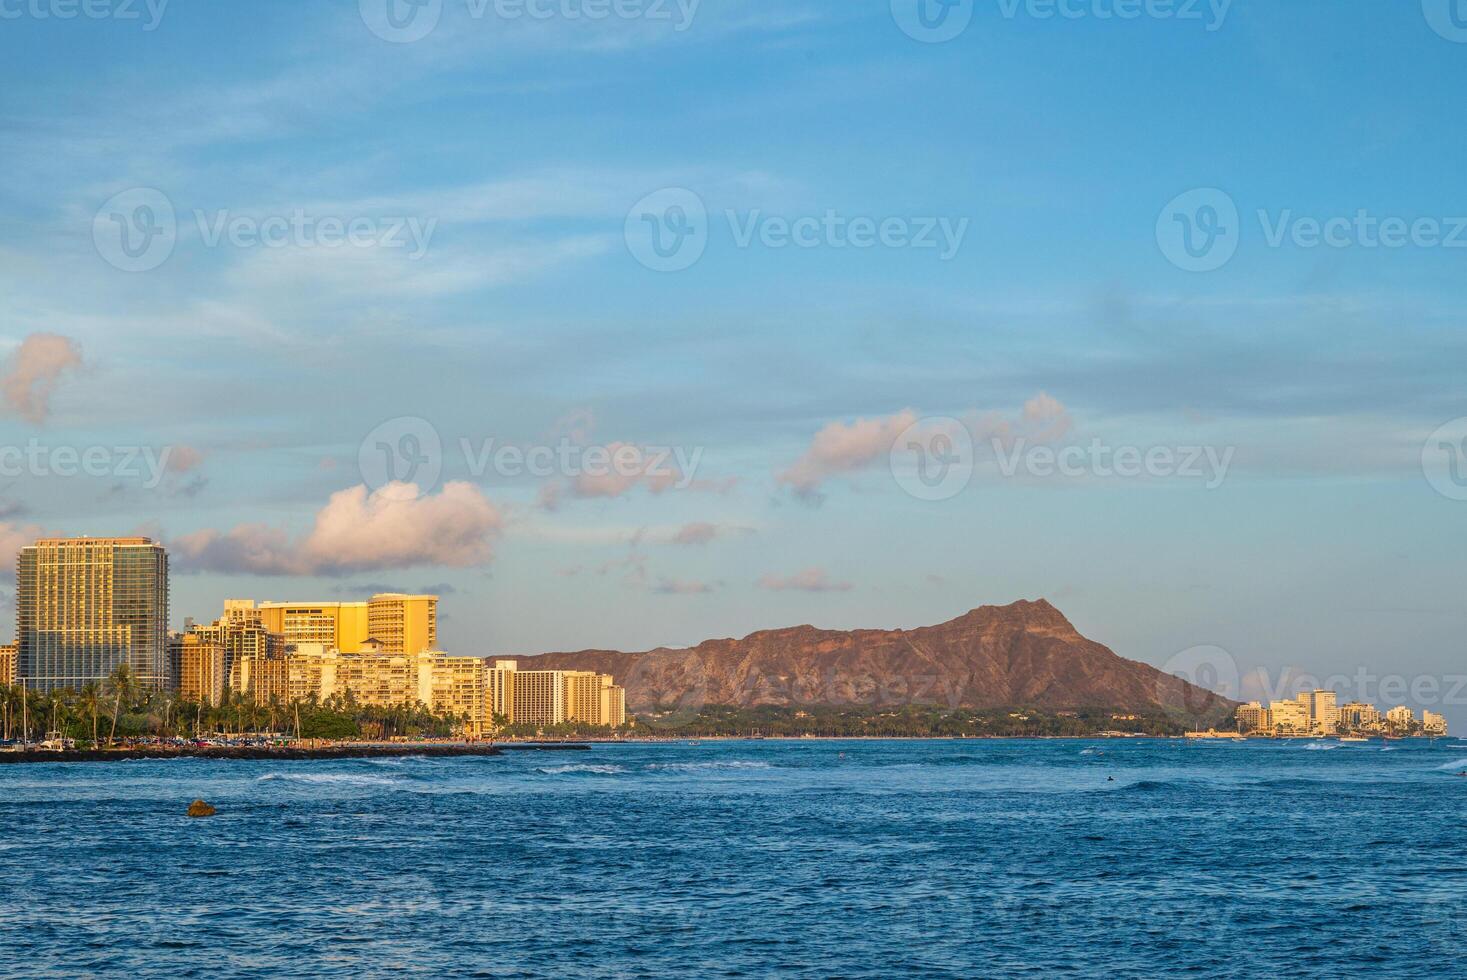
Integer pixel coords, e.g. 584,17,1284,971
78,683,101,746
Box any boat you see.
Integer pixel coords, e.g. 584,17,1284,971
1183,730,1245,740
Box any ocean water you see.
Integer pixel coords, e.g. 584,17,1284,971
3,738,1467,978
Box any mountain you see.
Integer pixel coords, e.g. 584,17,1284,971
511,599,1233,721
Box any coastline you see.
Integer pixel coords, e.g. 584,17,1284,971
0,742,591,764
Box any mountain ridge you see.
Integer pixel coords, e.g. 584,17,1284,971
510,599,1233,721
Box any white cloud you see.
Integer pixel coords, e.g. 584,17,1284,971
172,481,502,576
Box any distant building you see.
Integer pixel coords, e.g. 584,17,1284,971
512,669,567,727
170,633,226,707
1423,711,1448,736
1301,690,1339,734
255,600,369,653
17,537,170,693
1235,702,1267,734
1386,706,1415,733
1339,701,1382,731
366,594,438,655
1267,698,1309,734
0,642,15,687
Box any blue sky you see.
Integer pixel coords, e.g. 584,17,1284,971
1,0,1465,722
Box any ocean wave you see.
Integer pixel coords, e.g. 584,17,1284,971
1302,743,1339,751
1434,758,1467,772
256,773,400,787
643,761,773,772
535,764,627,776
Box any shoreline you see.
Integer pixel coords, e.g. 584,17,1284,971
0,742,591,764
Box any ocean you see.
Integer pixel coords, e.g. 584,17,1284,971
2,738,1464,977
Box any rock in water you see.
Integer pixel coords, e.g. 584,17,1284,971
187,799,217,818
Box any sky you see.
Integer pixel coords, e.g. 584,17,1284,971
0,0,1464,723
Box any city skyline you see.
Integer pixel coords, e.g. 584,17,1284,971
1,3,1465,730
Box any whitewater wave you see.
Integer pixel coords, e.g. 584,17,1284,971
1433,758,1467,771
644,761,773,772
1303,743,1339,751
536,764,627,776
256,773,400,787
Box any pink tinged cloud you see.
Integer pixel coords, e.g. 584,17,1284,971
779,395,1076,496
654,578,715,595
0,522,51,580
167,445,206,474
2,333,83,424
571,442,680,499
777,409,920,498
757,567,853,593
672,522,719,546
172,481,503,576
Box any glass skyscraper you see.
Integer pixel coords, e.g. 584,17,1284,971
16,537,170,693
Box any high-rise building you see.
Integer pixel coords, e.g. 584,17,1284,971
190,608,284,693
255,601,369,653
1302,690,1339,734
1339,701,1382,731
1235,702,1267,734
16,537,170,693
366,594,437,655
512,669,567,726
1386,705,1415,732
1267,698,1309,734
0,642,15,686
1423,711,1448,736
170,633,226,707
486,660,517,724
